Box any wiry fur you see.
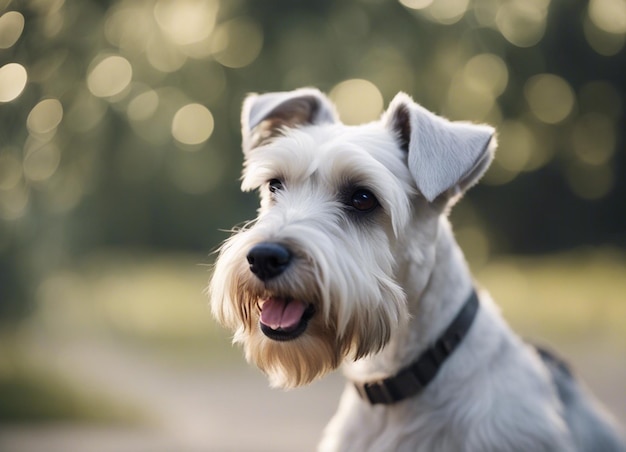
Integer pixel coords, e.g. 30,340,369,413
209,88,625,451
211,125,411,388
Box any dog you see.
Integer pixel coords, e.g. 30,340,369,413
209,88,625,451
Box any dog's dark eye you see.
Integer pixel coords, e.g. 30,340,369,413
268,179,283,193
351,189,379,212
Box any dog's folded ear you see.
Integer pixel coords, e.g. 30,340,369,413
384,92,497,203
241,88,339,153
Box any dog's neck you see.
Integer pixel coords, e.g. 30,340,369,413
345,216,474,381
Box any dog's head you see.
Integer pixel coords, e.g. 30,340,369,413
209,88,496,388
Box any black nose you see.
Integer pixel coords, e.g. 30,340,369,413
246,242,292,281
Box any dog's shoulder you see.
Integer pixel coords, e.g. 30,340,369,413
533,344,626,452
534,344,574,398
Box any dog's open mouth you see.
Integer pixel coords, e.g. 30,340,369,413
257,297,315,341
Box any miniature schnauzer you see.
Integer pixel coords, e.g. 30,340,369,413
209,88,625,451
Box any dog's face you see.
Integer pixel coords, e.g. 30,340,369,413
210,89,496,388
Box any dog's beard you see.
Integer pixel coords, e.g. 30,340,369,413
210,225,408,389
244,317,343,388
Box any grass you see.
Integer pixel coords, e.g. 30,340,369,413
20,248,626,356
26,247,626,349
0,251,230,425
0,340,147,424
476,247,626,345
32,251,222,342
1,247,623,424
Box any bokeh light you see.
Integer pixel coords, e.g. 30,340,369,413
104,2,153,53
23,141,62,183
0,63,28,102
401,0,470,24
462,53,509,97
87,55,133,98
171,103,214,145
495,121,534,172
495,0,548,47
211,17,263,68
524,74,575,124
127,90,160,121
484,119,556,186
473,0,500,27
570,113,616,166
0,10,25,49
425,0,470,25
126,86,186,146
588,0,626,34
444,54,507,121
399,0,433,9
445,73,496,121
146,36,187,73
583,15,626,56
27,99,64,136
153,0,218,46
329,79,383,125
357,46,415,100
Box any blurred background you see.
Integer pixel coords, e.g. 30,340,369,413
0,0,625,450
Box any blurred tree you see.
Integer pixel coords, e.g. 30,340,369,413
0,0,624,322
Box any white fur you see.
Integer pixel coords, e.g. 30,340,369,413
320,222,575,451
209,89,625,451
383,93,495,202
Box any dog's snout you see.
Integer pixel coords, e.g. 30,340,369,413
247,242,292,281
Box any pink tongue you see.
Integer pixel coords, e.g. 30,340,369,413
260,298,307,331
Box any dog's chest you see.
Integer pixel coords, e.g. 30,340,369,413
319,386,473,452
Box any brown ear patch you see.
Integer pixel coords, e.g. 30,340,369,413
389,103,411,153
250,96,320,148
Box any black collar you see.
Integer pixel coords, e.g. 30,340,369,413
354,289,479,405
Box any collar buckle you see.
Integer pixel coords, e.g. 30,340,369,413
356,380,396,405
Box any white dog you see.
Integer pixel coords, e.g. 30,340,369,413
209,88,625,451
